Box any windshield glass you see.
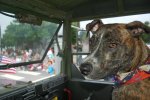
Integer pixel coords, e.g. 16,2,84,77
0,14,58,65
0,13,63,83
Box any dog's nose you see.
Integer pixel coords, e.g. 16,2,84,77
79,63,93,76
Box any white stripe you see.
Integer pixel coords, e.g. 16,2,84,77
18,71,41,75
0,74,24,80
33,74,55,83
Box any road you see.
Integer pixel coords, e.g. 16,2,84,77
0,69,55,85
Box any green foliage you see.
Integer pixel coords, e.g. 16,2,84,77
141,34,150,43
71,22,80,44
71,27,77,44
2,20,57,49
141,21,150,43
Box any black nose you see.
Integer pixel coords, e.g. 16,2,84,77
79,63,93,76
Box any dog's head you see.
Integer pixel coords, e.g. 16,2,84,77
79,21,150,80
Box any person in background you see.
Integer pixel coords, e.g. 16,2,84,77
47,60,55,75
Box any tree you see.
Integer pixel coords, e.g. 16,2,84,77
141,21,150,43
71,22,80,44
2,20,57,50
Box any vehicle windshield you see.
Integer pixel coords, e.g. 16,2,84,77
0,13,63,83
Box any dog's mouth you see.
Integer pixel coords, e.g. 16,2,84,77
79,64,107,79
79,60,122,80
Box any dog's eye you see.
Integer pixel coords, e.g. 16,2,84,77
109,43,117,48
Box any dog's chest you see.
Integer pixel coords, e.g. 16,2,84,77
112,78,150,100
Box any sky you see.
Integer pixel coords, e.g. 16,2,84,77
80,13,150,30
0,13,14,34
0,13,150,34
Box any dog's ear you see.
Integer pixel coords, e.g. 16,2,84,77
126,21,150,37
86,23,91,31
86,19,104,37
86,23,92,37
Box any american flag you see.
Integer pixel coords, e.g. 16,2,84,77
0,55,16,74
0,56,16,64
0,68,16,74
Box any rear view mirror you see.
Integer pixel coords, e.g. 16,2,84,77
16,13,42,25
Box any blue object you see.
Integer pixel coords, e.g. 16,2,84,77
48,66,54,74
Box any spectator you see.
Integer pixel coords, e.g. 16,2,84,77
47,60,55,75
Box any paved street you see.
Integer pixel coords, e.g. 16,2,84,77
0,70,55,84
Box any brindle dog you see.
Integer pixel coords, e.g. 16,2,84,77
79,21,150,100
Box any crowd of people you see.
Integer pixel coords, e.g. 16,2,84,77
0,48,55,74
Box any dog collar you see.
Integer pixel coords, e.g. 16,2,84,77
122,69,150,85
114,64,150,87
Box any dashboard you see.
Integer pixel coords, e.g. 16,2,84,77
0,75,66,100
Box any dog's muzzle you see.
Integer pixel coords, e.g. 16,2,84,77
79,63,93,76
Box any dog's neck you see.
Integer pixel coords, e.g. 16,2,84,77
129,38,149,71
114,38,150,87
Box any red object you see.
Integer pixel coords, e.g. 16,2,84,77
0,68,16,74
124,70,150,85
64,88,72,100
0,56,16,74
0,56,16,64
